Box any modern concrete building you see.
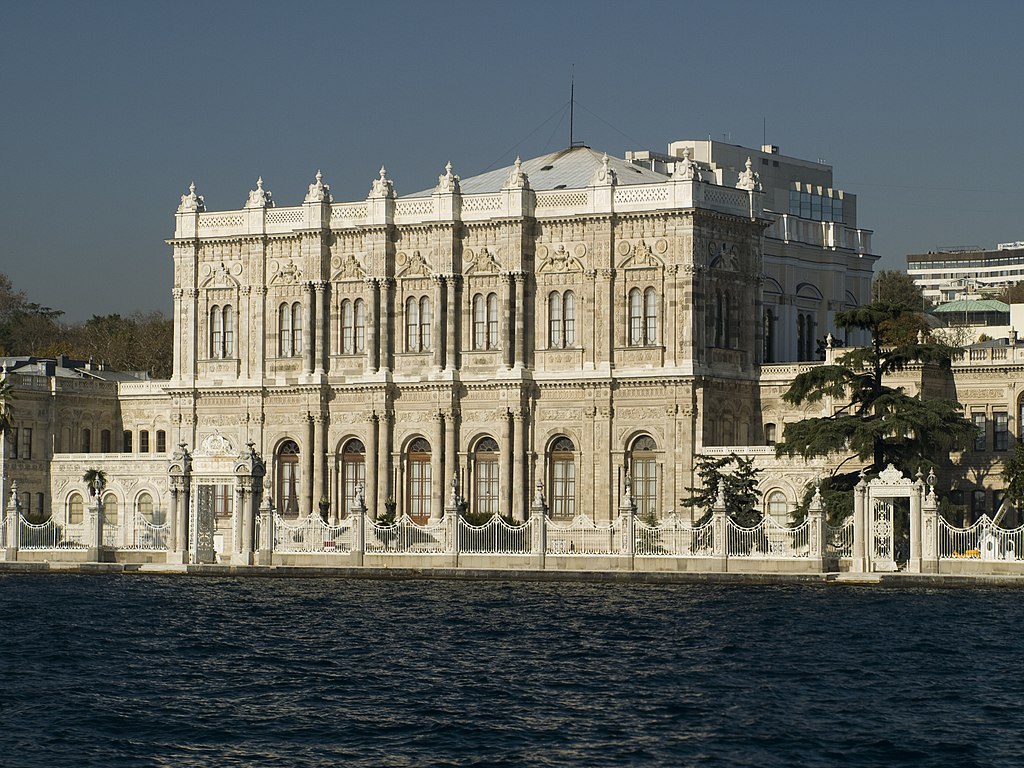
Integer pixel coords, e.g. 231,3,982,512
907,242,1024,304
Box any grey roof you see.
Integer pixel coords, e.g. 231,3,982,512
406,146,668,198
932,299,1009,314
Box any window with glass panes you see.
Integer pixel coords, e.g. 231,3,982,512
341,439,366,513
277,440,300,516
474,437,499,517
973,412,987,451
549,436,576,519
994,412,1009,451
406,437,432,520
629,436,658,519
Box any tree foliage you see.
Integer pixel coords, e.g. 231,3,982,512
870,271,930,345
998,281,1024,305
775,302,976,476
1002,443,1024,509
683,453,762,526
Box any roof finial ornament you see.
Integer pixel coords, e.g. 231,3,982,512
245,176,274,208
736,157,762,192
436,161,461,193
591,152,617,186
177,181,205,213
673,147,702,182
502,155,530,191
369,164,395,198
305,169,331,203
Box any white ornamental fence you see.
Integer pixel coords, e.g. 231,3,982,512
826,518,854,559
18,519,88,550
459,517,533,555
546,515,621,555
273,513,352,554
725,517,810,558
635,515,714,557
366,515,449,554
937,516,1024,561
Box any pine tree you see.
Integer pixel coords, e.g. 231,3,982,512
683,453,762,526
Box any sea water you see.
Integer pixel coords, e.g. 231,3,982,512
1,575,1021,767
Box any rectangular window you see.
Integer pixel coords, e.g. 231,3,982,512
971,490,987,521
973,413,987,451
156,430,166,453
994,412,1009,451
789,189,800,216
101,430,111,453
475,461,499,517
552,459,576,519
21,428,31,460
9,428,17,459
123,430,133,453
140,430,150,453
214,484,232,518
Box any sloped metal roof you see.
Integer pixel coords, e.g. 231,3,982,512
405,146,668,198
932,299,1009,314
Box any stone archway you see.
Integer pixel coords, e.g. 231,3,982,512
853,465,924,573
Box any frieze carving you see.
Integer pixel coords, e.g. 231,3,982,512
397,250,432,277
464,247,503,275
537,244,584,274
332,251,366,280
199,431,234,456
617,239,663,270
270,259,302,285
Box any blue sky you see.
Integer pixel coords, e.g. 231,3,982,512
3,0,1023,321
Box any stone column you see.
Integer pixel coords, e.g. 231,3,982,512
444,409,458,503
253,286,267,382
619,473,637,565
501,273,514,369
314,281,327,375
712,484,727,571
431,275,444,369
313,413,326,519
168,485,180,553
513,407,526,521
499,409,512,519
171,288,184,381
530,481,547,568
445,474,460,567
304,413,315,517
513,271,526,368
87,491,104,563
365,413,379,516
431,412,444,521
445,274,458,371
4,482,21,561
852,473,868,573
377,410,392,518
921,470,939,574
234,484,245,556
302,281,314,376
365,279,379,373
185,288,199,380
807,485,826,572
909,472,924,574
380,279,393,372
349,484,366,567
257,490,274,566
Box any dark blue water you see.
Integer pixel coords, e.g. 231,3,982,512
1,575,1021,767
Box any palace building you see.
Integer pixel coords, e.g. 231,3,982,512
3,138,911,561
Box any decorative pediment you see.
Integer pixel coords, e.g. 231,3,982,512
177,182,205,213
435,162,460,194
708,241,739,272
502,156,530,190
873,464,907,486
398,250,432,277
537,244,584,274
270,258,303,285
672,148,702,182
199,431,234,456
201,261,241,289
369,165,395,199
464,247,503,275
591,153,617,186
304,170,331,203
332,252,366,280
245,177,274,209
617,239,663,270
736,158,762,192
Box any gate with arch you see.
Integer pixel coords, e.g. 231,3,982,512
853,465,925,573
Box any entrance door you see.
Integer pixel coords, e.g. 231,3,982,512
193,484,218,564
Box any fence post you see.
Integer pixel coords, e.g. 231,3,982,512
712,483,728,571
619,472,637,569
920,469,939,574
807,484,825,572
87,484,104,563
852,471,868,573
445,473,461,568
908,469,925,573
4,480,21,561
531,482,547,569
350,483,366,567
257,487,274,566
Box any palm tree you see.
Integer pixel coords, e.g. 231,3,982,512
0,378,13,516
82,468,107,497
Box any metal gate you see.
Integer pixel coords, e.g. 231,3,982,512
191,482,219,564
870,499,897,572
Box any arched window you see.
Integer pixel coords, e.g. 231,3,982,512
405,296,419,351
644,288,658,344
139,430,150,453
210,305,223,358
342,299,355,354
563,291,575,346
277,440,300,517
548,292,562,348
291,302,303,356
764,423,777,446
223,305,234,357
406,437,432,521
473,294,486,350
629,435,658,520
419,296,431,351
102,493,119,526
81,428,91,453
765,491,788,526
629,288,643,345
474,437,499,517
354,298,366,353
137,492,154,523
487,293,499,349
279,303,292,357
341,439,366,514
549,436,576,519
156,430,166,453
68,493,84,525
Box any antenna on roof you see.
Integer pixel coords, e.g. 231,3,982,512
569,66,584,148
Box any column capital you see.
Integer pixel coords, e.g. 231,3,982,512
312,280,328,293
172,288,184,300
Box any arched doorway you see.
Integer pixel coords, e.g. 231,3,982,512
340,438,366,516
628,435,658,520
549,436,576,519
473,437,499,518
277,440,300,517
406,437,432,523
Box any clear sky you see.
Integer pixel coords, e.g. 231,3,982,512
3,0,1023,321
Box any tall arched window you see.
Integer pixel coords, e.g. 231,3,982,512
644,288,658,344
723,291,733,348
473,294,486,350
210,305,223,358
342,299,355,354
340,439,366,514
405,296,420,351
629,435,658,520
291,302,303,356
419,296,431,351
406,437,432,521
563,291,575,346
474,437,499,517
764,423,777,446
549,436,576,519
102,493,119,526
277,440,300,517
629,288,643,345
487,293,499,348
354,298,366,353
68,492,84,525
279,303,292,357
548,292,562,348
123,430,133,452
137,492,154,523
765,491,788,525
796,314,806,361
156,430,166,453
223,305,234,357
81,428,91,453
